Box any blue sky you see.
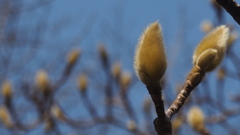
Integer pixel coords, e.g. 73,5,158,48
4,0,240,134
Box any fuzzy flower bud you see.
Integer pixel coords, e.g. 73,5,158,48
51,105,65,121
126,120,136,131
111,62,121,79
134,21,167,85
77,74,88,92
0,106,12,127
187,106,205,131
200,20,213,33
35,70,49,91
1,80,12,98
120,71,132,89
67,49,81,66
193,25,229,72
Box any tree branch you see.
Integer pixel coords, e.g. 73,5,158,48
216,0,240,25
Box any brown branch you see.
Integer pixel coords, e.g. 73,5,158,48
166,66,205,119
216,0,240,25
146,85,172,135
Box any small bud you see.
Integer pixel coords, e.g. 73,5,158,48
200,20,213,33
111,62,121,79
0,106,12,127
51,105,65,121
77,74,88,92
35,70,49,91
120,71,132,89
193,25,230,72
126,120,136,131
172,116,183,132
187,106,205,131
134,21,167,85
228,31,238,47
67,49,81,66
143,97,152,114
1,80,12,98
44,119,53,131
217,68,225,80
98,45,108,68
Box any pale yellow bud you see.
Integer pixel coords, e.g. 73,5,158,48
67,49,81,65
217,68,225,80
228,31,238,46
172,116,183,132
51,105,64,120
1,80,12,98
120,71,132,89
111,62,121,79
143,97,152,113
200,20,213,33
77,74,88,92
126,120,136,131
0,106,12,127
193,25,229,72
134,21,167,85
35,70,49,90
187,106,205,131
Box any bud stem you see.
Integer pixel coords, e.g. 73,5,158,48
166,66,205,119
146,84,172,135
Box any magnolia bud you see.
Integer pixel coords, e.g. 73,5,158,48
1,80,12,98
134,21,167,85
35,70,49,91
111,62,121,79
67,49,81,66
217,68,225,80
77,74,88,92
172,116,183,132
51,105,65,121
0,106,12,127
200,20,213,33
193,25,229,72
143,97,152,114
228,31,238,47
120,71,132,89
126,120,136,131
187,106,205,131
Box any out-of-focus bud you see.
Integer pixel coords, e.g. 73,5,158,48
126,120,136,131
143,97,152,114
134,21,167,86
200,20,213,33
172,116,183,132
228,31,238,47
98,45,109,68
67,49,81,66
77,74,88,93
51,105,65,121
111,62,121,80
0,106,12,128
120,71,132,90
187,106,205,131
217,68,225,80
44,119,53,131
1,80,12,99
35,70,49,91
193,25,229,72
